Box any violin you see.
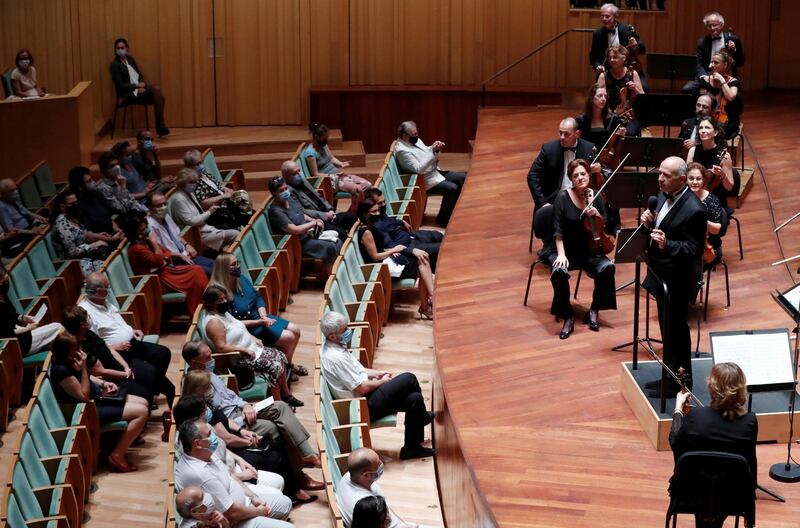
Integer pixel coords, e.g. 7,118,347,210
582,189,615,255
705,146,729,192
703,235,716,265
625,25,644,75
677,367,693,415
616,69,637,120
598,121,629,170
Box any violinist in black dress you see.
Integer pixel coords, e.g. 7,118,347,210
542,159,617,340
686,117,738,203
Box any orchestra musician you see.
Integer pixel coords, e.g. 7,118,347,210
575,83,628,151
686,117,738,203
543,159,616,340
670,362,757,528
684,11,745,94
686,162,724,269
589,3,648,92
678,94,717,154
700,50,743,140
639,157,706,398
597,45,644,136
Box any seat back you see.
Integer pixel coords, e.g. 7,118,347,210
334,266,358,305
19,433,55,489
43,229,61,261
1,69,14,98
105,254,136,294
36,378,69,429
10,259,42,299
239,230,264,270
342,241,366,285
33,162,58,197
26,241,58,279
202,150,224,183
5,492,33,528
296,143,311,177
11,463,47,521
26,405,62,461
18,175,43,210
669,451,755,524
251,214,278,251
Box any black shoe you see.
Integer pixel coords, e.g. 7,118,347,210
559,317,574,340
399,445,437,460
583,309,599,331
422,411,437,426
156,126,170,137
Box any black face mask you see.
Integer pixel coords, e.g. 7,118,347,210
230,266,241,278
409,136,419,145
378,205,387,216
0,282,8,295
65,204,80,217
368,213,381,223
217,301,230,314
317,139,328,148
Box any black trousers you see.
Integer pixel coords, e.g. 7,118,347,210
428,171,466,227
366,372,428,447
411,229,443,273
543,251,617,319
649,276,693,388
235,440,301,498
126,339,175,407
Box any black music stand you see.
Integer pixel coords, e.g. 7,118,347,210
646,53,696,92
602,171,660,212
620,138,684,171
633,93,695,135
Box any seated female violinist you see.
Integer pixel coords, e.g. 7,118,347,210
542,159,617,339
686,117,738,203
699,50,743,140
686,162,724,269
575,83,629,152
597,45,644,136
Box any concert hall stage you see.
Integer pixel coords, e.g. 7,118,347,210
432,95,800,527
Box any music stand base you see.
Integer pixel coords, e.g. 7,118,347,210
769,462,800,484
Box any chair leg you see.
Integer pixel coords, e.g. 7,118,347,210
723,261,730,307
528,210,535,253
731,216,743,260
573,269,583,300
703,266,712,321
523,260,540,306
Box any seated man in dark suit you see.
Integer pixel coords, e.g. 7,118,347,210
527,118,598,253
110,37,169,137
589,3,647,89
683,11,745,94
677,94,716,154
282,160,356,237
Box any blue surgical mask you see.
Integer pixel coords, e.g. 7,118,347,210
291,174,304,185
205,431,219,453
142,139,154,150
18,59,30,68
184,183,197,194
205,359,216,373
195,163,207,175
204,407,213,422
115,49,127,58
373,462,384,481
142,228,151,238
339,328,354,346
279,190,292,201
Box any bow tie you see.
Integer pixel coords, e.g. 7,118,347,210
711,36,723,41
563,147,576,153
665,186,687,202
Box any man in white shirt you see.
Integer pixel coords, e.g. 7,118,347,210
174,420,293,528
320,312,435,460
336,447,416,528
146,191,214,276
394,120,466,227
175,486,230,528
78,272,174,406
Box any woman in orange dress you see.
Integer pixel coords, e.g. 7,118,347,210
118,211,208,315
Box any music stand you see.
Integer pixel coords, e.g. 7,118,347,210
646,53,696,92
633,94,695,134
602,171,660,212
620,138,684,171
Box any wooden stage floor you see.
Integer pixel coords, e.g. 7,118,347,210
432,93,800,527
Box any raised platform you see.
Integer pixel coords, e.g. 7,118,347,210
621,359,794,451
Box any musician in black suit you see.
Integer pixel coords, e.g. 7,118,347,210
683,12,745,94
639,157,706,397
678,94,716,154
670,362,758,528
589,3,647,90
110,38,169,137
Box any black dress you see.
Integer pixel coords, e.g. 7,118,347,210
83,330,157,405
701,193,725,265
575,113,627,151
602,70,642,136
543,189,617,319
692,143,740,202
49,361,124,424
0,296,31,354
357,225,418,280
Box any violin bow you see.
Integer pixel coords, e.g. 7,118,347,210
580,152,630,217
775,210,800,233
590,123,625,166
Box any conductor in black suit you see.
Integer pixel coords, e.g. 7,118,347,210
589,3,647,89
110,38,170,137
670,362,757,528
639,157,706,397
527,118,597,253
683,12,745,94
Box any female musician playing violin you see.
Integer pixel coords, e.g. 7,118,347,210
546,159,617,340
686,117,738,203
687,162,724,268
597,45,644,136
701,50,743,140
575,83,628,151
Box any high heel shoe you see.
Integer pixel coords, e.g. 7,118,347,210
559,317,575,340
161,409,172,443
417,307,433,320
583,310,599,332
107,453,138,473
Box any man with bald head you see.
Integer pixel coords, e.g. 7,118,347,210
639,157,706,397
175,486,230,528
282,160,356,234
335,447,407,528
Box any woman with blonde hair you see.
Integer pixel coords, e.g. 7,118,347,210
208,253,304,376
670,362,758,528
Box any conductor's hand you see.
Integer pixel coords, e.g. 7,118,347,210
674,391,691,414
553,255,569,270
650,229,667,250
640,209,654,227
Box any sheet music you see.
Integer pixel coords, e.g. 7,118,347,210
711,331,795,387
783,284,800,312
32,303,48,323
253,396,274,413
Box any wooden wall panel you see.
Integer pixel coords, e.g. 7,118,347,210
769,0,800,88
308,0,350,86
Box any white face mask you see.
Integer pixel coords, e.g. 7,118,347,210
190,492,216,520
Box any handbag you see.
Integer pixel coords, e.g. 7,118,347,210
229,363,256,391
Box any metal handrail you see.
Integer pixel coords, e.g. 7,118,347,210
481,28,595,96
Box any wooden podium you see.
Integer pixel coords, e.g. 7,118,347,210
0,81,95,183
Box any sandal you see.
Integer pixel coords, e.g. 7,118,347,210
284,395,305,407
293,364,309,376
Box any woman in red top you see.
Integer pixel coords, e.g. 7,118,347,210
118,211,208,315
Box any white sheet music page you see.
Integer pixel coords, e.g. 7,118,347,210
711,331,795,387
